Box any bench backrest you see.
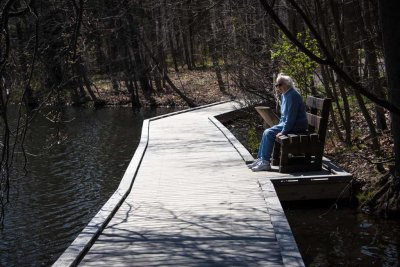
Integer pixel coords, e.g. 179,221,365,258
305,96,331,143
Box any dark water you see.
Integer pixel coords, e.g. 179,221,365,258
0,107,178,267
2,108,400,267
284,203,400,267
227,118,400,267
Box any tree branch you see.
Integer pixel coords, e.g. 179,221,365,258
259,0,328,64
259,0,400,115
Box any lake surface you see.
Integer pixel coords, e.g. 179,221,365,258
284,202,400,266
0,107,178,267
226,116,400,266
1,106,400,266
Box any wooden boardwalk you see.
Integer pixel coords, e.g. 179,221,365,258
54,101,305,267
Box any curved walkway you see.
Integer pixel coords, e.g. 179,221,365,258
54,101,304,267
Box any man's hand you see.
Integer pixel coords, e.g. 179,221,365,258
276,132,284,138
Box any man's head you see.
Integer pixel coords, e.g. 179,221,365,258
275,73,294,94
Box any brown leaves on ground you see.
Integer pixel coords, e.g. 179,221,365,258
93,69,241,107
153,70,240,107
324,112,393,192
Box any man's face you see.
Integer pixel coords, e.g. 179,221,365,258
274,80,285,94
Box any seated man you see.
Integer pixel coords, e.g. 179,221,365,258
249,73,308,171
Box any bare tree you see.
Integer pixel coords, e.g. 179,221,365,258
366,0,400,216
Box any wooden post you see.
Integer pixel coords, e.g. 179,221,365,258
255,106,279,128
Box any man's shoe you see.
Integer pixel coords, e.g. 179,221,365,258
247,158,261,168
251,160,271,172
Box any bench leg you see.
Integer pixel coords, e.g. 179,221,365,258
305,153,312,164
312,152,323,171
272,142,280,166
278,146,289,173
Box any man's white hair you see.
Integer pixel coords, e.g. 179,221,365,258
276,73,295,88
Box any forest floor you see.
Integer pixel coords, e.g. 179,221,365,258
96,68,392,206
95,69,241,108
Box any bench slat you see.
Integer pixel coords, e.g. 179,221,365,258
277,135,290,145
306,96,327,110
276,133,320,144
307,113,322,129
288,134,300,144
300,134,309,143
309,133,319,143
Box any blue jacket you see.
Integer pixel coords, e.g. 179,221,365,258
278,88,308,135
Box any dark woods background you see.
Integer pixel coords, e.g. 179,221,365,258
1,0,399,221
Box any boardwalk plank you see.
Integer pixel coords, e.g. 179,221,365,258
78,102,293,266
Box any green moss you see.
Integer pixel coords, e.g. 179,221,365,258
247,126,260,155
356,189,375,204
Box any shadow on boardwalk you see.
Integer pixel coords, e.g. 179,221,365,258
82,202,284,266
56,102,305,267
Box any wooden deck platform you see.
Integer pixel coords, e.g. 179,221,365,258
54,101,351,267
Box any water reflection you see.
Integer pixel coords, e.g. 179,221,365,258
284,204,400,266
0,106,178,267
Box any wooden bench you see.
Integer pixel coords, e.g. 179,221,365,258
254,106,279,128
273,96,331,173
256,96,332,173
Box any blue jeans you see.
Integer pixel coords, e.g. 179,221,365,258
257,125,283,161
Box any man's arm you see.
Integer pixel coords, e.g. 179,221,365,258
281,93,300,134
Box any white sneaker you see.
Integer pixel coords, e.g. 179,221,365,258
252,160,271,172
247,158,261,168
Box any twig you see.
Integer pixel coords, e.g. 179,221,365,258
354,152,395,165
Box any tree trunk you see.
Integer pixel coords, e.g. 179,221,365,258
209,0,226,93
320,66,345,143
76,57,98,102
330,0,382,156
126,13,155,107
168,25,180,72
125,79,140,110
325,65,352,145
379,0,400,179
359,0,388,131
